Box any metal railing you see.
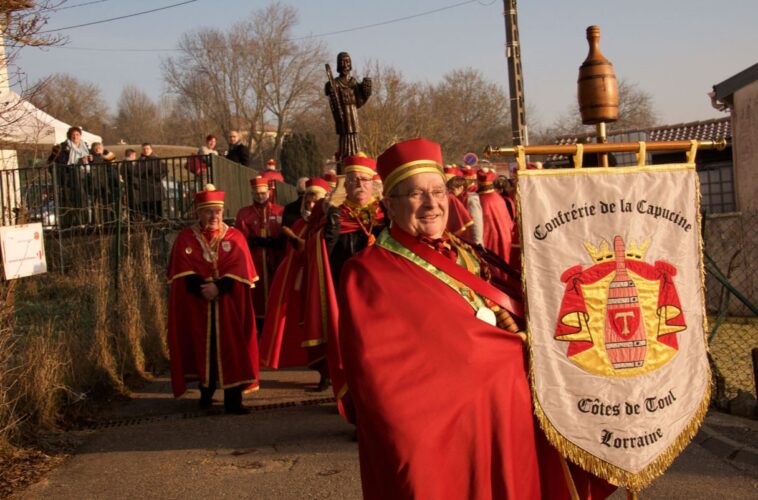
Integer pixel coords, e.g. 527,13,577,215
2,155,217,229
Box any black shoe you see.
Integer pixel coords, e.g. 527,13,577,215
224,405,251,415
316,376,332,392
199,398,213,410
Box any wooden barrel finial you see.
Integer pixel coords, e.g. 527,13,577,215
578,25,619,125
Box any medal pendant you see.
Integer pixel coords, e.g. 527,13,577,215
476,307,497,326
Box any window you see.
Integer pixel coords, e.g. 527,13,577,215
698,161,736,213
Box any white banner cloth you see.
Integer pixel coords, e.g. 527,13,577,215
519,164,710,489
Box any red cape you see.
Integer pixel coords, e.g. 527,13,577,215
235,202,284,316
166,225,259,398
479,190,515,264
446,192,473,240
260,170,285,183
259,218,310,368
338,229,615,499
339,240,541,498
302,227,349,417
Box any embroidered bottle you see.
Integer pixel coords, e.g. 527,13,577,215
604,235,646,369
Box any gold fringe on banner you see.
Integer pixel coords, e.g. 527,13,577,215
517,162,713,492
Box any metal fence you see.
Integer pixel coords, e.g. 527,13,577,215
0,154,272,271
703,210,758,409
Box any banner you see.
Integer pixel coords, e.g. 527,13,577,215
518,164,710,490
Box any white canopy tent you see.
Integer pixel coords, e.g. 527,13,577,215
0,90,102,225
0,90,102,147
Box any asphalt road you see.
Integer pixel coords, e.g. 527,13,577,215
18,369,758,499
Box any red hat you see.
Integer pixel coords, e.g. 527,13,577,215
476,167,497,185
194,183,225,208
444,164,463,179
250,176,269,191
266,158,276,168
462,165,477,180
306,177,330,197
323,169,337,187
342,153,377,176
377,138,444,194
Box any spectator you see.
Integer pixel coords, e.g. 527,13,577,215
89,142,119,223
136,143,165,220
226,130,250,166
123,148,139,218
51,126,91,226
198,134,219,156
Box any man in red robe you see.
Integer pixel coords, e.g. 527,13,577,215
477,167,515,264
443,165,474,238
303,153,385,413
235,176,284,326
260,158,285,183
338,138,615,499
167,184,259,414
259,178,330,371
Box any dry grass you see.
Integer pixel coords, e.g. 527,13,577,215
0,226,169,455
709,316,758,399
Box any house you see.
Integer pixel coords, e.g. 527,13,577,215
711,62,758,213
546,117,733,214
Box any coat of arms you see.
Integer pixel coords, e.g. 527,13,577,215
555,235,686,378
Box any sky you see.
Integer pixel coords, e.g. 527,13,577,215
11,0,758,132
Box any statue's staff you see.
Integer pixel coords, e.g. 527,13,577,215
325,63,346,134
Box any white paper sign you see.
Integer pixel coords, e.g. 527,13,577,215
0,223,47,280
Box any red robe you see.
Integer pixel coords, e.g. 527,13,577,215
338,227,615,499
303,201,385,421
338,230,540,499
504,193,521,268
260,170,285,183
167,224,259,398
479,189,514,263
446,192,474,240
235,201,284,316
259,218,309,368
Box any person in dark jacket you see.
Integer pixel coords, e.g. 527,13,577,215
134,143,166,220
225,130,250,166
89,142,119,223
281,177,309,229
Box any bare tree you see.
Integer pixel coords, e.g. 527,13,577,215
29,73,110,137
163,24,266,160
358,61,424,157
113,85,162,144
423,68,511,162
542,78,659,140
163,2,325,167
255,3,326,161
1,1,66,144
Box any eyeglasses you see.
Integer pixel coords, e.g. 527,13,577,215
392,188,447,202
347,176,374,186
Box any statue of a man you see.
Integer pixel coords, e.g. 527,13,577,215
325,52,372,160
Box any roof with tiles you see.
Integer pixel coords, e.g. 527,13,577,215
547,117,731,162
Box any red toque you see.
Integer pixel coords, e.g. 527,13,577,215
377,138,444,194
194,184,225,208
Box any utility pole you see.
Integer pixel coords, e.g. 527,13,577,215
503,0,527,146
